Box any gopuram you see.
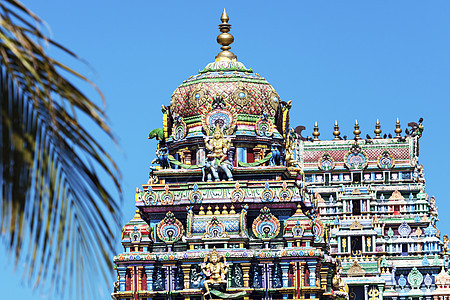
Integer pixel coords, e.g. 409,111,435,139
111,10,450,300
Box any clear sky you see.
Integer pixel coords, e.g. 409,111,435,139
2,1,450,299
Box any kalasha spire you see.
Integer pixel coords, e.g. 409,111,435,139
215,8,237,61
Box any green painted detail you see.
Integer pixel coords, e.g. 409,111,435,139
380,256,389,268
168,155,203,169
407,267,423,289
210,289,247,299
238,153,272,167
387,228,394,238
148,128,164,140
433,255,440,266
199,61,253,73
183,115,202,125
179,77,269,88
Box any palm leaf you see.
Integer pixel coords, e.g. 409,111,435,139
0,0,121,298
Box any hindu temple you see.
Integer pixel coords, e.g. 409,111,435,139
111,10,450,300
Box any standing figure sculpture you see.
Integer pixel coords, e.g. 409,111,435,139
201,247,229,296
204,126,233,181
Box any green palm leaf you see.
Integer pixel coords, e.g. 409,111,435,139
0,0,121,298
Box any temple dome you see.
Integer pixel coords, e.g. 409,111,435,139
170,60,280,119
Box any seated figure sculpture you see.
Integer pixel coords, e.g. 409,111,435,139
201,247,229,296
204,125,233,181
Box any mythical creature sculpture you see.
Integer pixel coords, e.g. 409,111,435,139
152,147,170,169
204,126,233,181
270,143,281,166
407,117,424,137
443,235,449,254
189,265,204,289
148,128,164,141
201,247,229,296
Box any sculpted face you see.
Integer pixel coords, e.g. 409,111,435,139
211,254,218,263
214,130,221,139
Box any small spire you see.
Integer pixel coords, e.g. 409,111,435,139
313,122,320,140
374,119,382,139
333,120,341,140
222,205,228,215
132,209,141,220
215,9,237,62
395,118,402,137
353,120,361,139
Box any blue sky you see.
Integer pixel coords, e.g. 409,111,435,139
2,1,450,299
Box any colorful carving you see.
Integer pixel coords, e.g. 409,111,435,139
260,182,275,202
344,142,368,170
157,211,184,244
278,181,293,201
204,125,233,181
188,183,203,204
378,150,395,169
313,219,325,243
318,153,335,171
160,184,174,205
172,115,187,141
204,217,228,239
255,113,274,137
231,181,245,202
201,247,229,296
252,207,280,240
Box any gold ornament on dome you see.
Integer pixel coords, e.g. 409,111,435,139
268,89,280,111
190,83,208,108
230,82,250,107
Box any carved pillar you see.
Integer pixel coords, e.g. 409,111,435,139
118,266,127,292
281,262,290,288
181,264,190,290
364,284,369,300
306,261,317,287
242,263,251,287
320,266,329,291
145,265,154,291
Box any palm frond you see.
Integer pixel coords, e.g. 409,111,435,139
0,0,121,298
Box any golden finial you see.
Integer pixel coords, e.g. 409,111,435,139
214,205,221,215
199,205,205,215
374,119,381,139
313,122,320,140
333,120,341,140
394,118,402,137
230,204,236,214
206,205,213,215
215,9,237,62
132,208,141,220
222,205,228,215
353,120,361,139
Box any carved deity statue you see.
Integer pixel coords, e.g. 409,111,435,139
285,129,299,167
203,126,233,181
201,247,229,296
332,267,349,296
